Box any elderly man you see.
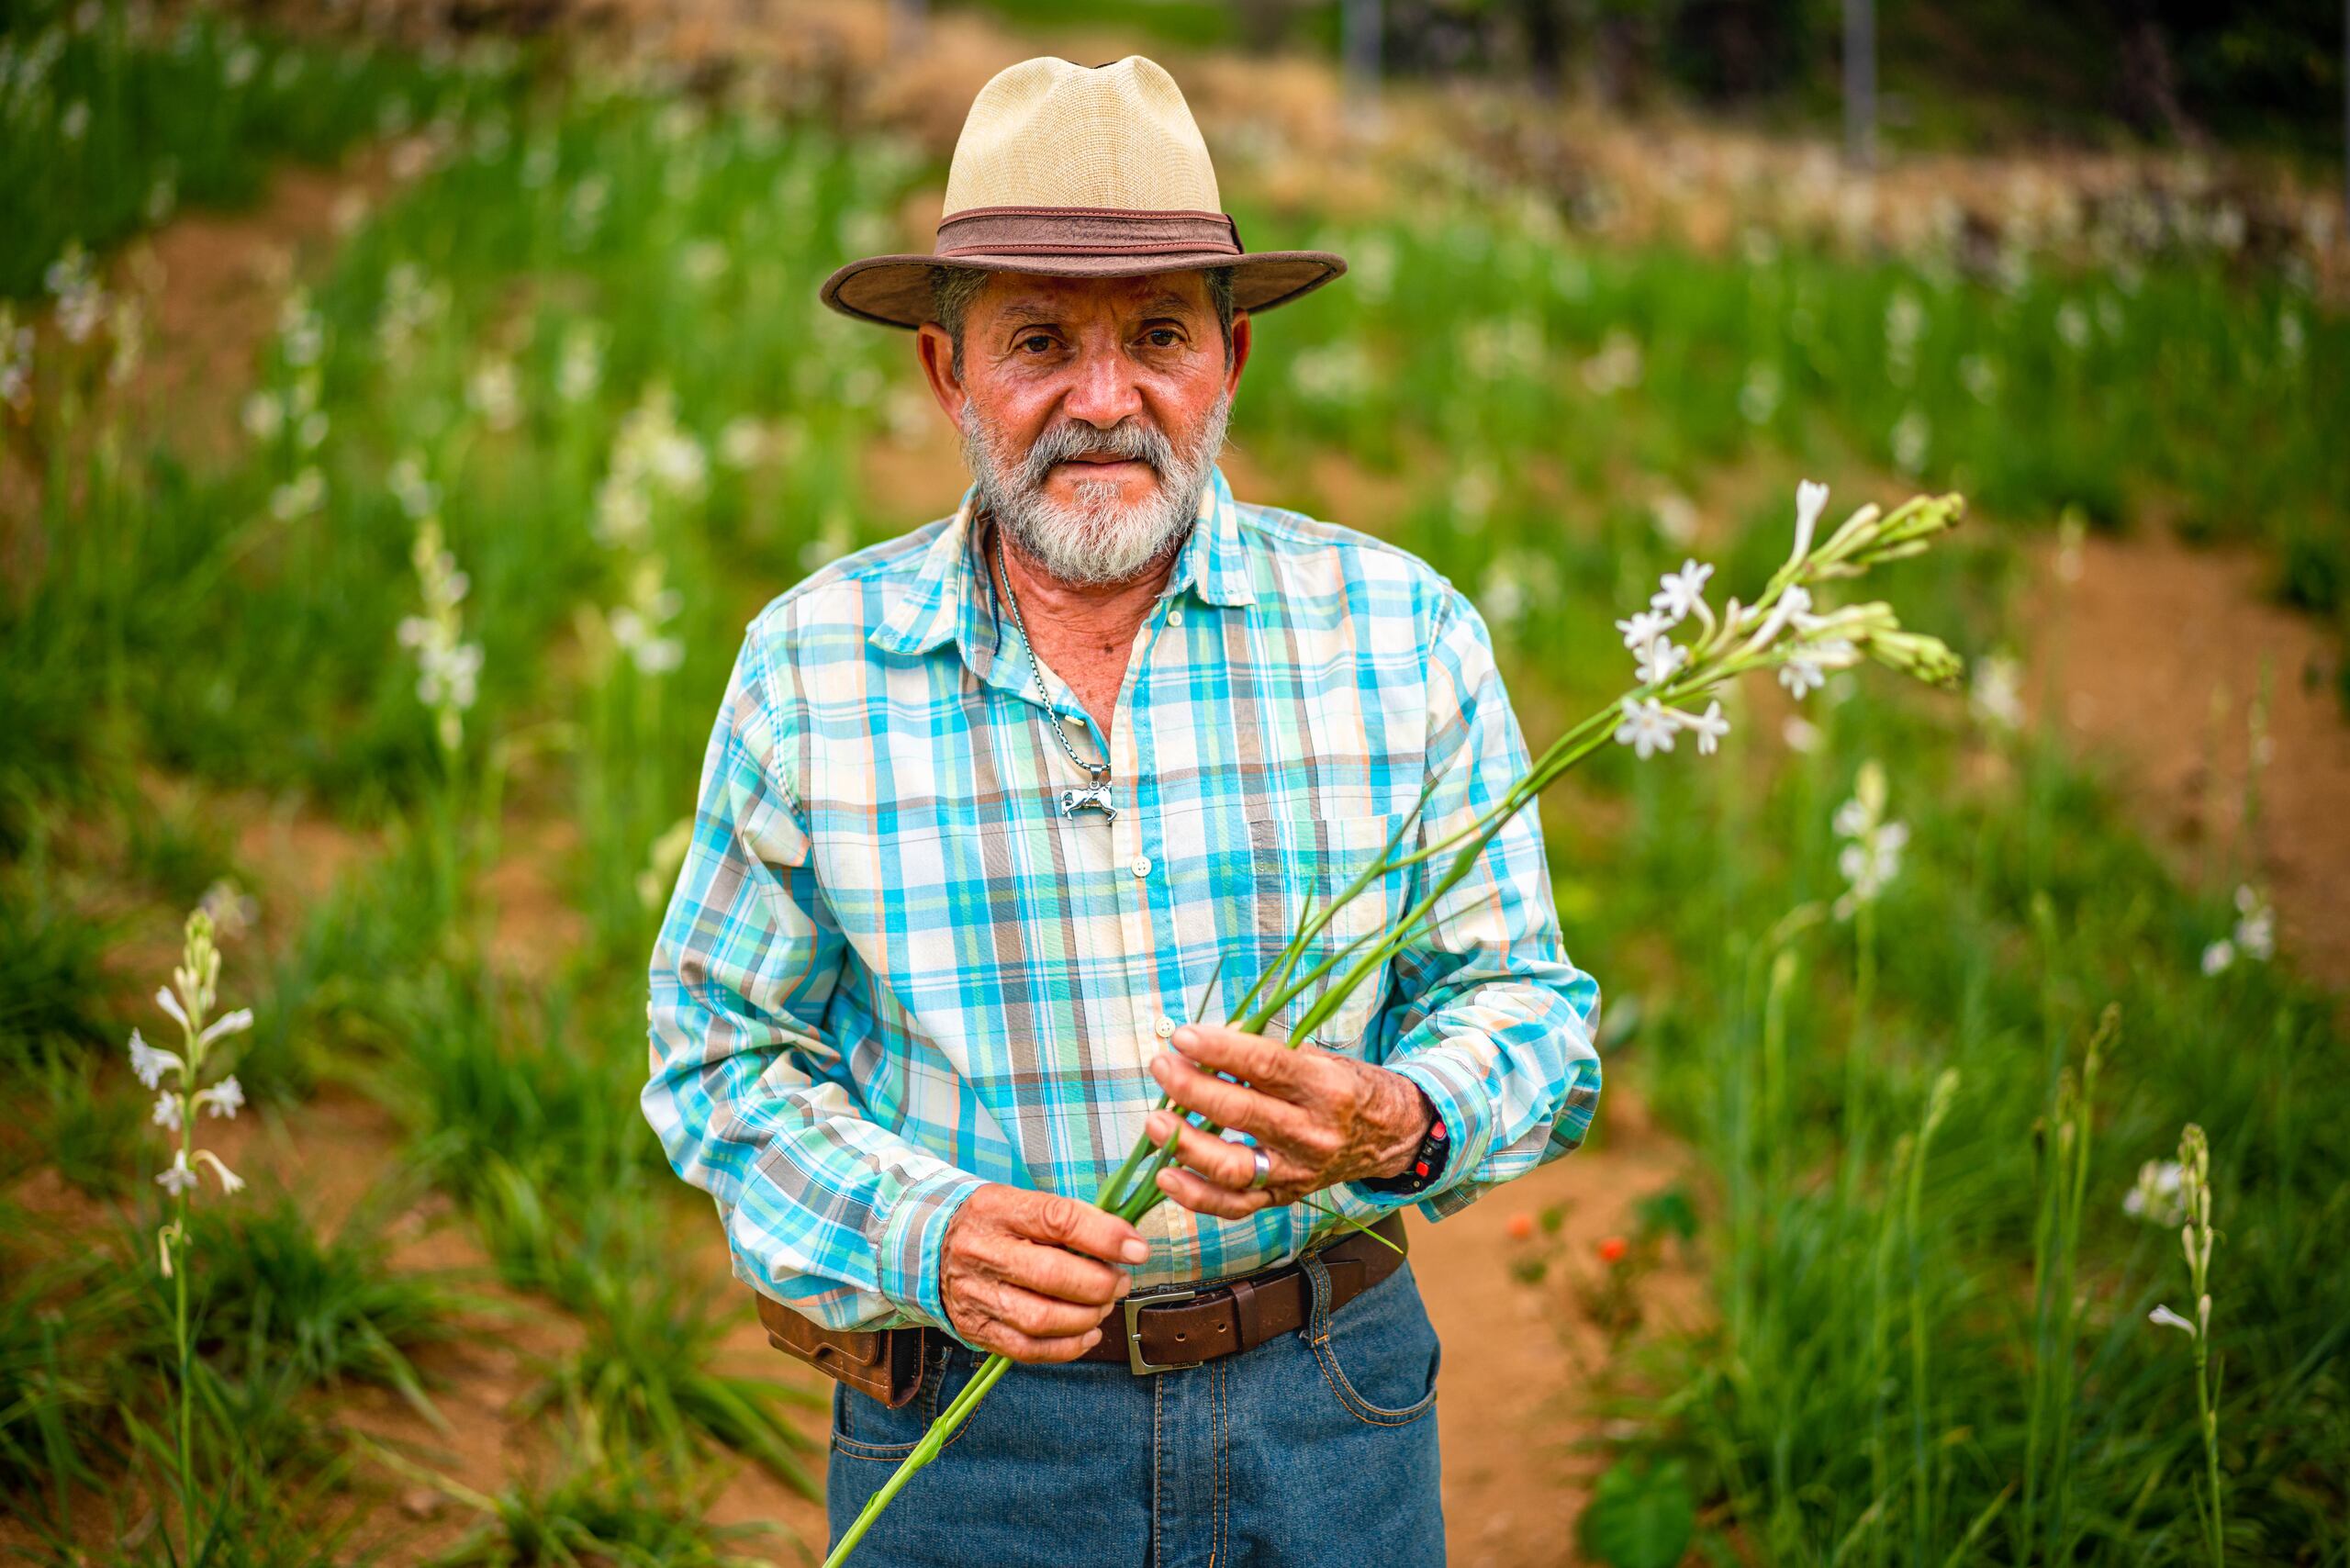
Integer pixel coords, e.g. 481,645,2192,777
643,55,1601,1565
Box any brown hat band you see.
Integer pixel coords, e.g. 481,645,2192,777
934,206,1243,260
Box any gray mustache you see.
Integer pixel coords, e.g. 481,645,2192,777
1017,418,1175,490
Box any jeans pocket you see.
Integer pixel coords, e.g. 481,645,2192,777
1302,1256,1442,1428
829,1337,978,1462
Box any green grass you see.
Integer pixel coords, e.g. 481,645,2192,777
134,1191,490,1428
515,1204,828,1501
0,1226,131,1509
1,37,2343,1567
1,0,507,299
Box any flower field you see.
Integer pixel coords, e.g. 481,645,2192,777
3,3,2345,1564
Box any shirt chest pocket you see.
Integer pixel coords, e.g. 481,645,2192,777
1240,812,1406,1051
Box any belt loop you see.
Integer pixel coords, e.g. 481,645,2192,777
1300,1252,1335,1346
1229,1275,1263,1349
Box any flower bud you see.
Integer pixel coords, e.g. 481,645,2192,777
1862,628,1964,688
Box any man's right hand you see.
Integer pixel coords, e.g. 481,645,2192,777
940,1184,1148,1363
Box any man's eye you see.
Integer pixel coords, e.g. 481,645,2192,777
1146,329,1181,347
1019,334,1056,353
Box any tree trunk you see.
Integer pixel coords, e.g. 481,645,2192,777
1843,0,1876,169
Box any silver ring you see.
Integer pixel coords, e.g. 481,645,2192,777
1248,1145,1273,1191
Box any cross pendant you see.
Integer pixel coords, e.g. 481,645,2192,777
1058,769,1117,822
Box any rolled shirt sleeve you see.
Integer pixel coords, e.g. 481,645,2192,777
1343,588,1604,1222
642,620,986,1336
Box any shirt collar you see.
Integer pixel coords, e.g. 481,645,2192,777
868,462,1256,664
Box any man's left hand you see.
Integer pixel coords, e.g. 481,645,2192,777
1142,1023,1430,1218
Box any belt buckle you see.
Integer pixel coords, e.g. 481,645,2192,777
1122,1287,1203,1376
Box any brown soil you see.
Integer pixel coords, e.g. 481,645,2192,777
123,151,393,465
2030,530,2350,992
1416,1087,1705,1568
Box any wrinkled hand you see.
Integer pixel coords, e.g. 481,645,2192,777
1143,1023,1430,1219
940,1183,1147,1363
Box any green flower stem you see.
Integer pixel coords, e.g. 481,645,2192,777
1908,1072,1958,1566
172,999,203,1568
1843,894,1878,1206
172,1195,194,1565
822,1351,1013,1568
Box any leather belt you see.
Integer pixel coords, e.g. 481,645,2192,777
1077,1210,1408,1374
755,1210,1409,1404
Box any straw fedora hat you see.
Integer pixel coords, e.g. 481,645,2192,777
820,54,1346,330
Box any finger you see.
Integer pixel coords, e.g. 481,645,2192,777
981,1278,1121,1340
1170,1023,1306,1098
992,1238,1134,1309
1004,1189,1150,1266
977,1319,1108,1366
1148,1050,1312,1148
1141,1112,1274,1193
1153,1162,1275,1220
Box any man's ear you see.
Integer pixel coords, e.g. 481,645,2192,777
1224,309,1252,399
914,322,965,425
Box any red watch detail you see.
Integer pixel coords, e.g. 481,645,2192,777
1360,1086,1450,1196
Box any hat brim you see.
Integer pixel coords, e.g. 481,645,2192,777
819,248,1348,330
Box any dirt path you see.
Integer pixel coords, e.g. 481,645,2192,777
2031,531,2350,994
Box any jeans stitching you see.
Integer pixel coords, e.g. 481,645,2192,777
1303,1266,1439,1428
1308,1338,1440,1428
1304,1253,1332,1346
1151,1372,1163,1568
1213,1357,1227,1565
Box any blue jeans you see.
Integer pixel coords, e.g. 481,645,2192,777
825,1254,1446,1566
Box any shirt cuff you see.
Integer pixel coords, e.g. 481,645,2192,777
874,1167,990,1345
1340,1050,1490,1215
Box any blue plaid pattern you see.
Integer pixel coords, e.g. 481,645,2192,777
642,464,1602,1340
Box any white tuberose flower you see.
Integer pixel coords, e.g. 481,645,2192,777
1614,698,1679,759
1650,559,1714,622
1780,657,1827,698
157,1150,199,1195
1789,479,1830,565
1633,636,1687,687
194,1150,246,1194
2231,885,2274,961
2123,1159,2185,1225
198,1075,245,1119
1614,609,1672,652
197,1007,253,1047
151,1092,184,1132
1685,700,1729,756
2148,1304,2198,1337
128,1028,183,1089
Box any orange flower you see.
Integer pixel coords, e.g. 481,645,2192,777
1597,1236,1629,1265
1505,1212,1537,1241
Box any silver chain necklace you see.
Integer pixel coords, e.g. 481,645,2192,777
993,528,1118,822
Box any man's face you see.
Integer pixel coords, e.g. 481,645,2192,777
915,270,1252,587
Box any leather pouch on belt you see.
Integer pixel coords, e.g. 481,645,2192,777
753,1294,927,1409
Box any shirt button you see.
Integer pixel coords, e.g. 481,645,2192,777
1167,608,1184,627
1155,1016,1177,1039
1131,856,1153,879
1062,713,1086,729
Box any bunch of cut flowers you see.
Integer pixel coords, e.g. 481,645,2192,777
826,480,1966,1565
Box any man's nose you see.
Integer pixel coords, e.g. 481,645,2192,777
1058,344,1147,430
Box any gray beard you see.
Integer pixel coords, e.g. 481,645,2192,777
960,391,1230,588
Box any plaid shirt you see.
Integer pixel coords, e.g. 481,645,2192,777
642,464,1602,1340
